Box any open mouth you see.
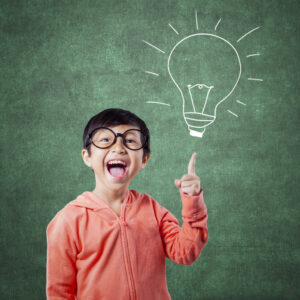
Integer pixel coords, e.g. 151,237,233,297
106,160,128,179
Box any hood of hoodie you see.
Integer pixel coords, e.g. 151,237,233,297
69,190,132,211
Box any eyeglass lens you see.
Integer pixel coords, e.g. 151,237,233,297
91,128,145,150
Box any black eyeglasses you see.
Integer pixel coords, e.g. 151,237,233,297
88,127,147,151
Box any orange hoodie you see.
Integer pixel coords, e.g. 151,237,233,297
46,189,208,299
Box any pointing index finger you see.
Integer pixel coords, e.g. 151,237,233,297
188,152,197,175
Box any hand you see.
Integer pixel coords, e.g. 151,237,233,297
174,152,201,196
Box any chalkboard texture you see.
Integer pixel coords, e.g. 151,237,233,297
0,0,299,299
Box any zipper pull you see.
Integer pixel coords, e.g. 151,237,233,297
120,217,127,226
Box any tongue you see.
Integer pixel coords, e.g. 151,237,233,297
109,167,125,177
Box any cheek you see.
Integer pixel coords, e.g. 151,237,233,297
137,153,146,167
90,153,106,170
130,156,144,172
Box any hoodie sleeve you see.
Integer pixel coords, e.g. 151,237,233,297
46,210,78,300
154,188,208,265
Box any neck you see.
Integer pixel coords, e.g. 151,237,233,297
93,180,128,206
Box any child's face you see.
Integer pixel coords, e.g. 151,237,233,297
82,124,150,191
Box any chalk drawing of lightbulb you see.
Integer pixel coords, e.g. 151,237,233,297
143,12,263,138
167,33,241,137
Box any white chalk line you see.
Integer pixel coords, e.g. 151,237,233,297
215,18,221,31
168,23,179,35
185,111,215,118
187,85,196,112
142,40,166,54
189,125,208,129
227,110,239,117
248,78,263,81
237,26,260,43
144,71,159,76
246,53,260,58
185,117,214,122
195,10,199,31
236,100,247,106
146,101,171,106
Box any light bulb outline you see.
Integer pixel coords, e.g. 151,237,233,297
143,17,263,138
167,33,242,131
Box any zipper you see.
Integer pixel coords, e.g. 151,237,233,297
119,216,137,300
116,195,137,300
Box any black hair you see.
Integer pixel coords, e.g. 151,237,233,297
83,108,150,159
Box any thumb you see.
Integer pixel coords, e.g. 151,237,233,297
174,179,181,188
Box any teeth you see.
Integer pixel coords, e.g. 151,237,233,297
107,160,126,166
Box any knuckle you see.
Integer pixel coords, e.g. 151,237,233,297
181,182,188,188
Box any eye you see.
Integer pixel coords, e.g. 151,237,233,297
125,139,137,144
100,137,111,142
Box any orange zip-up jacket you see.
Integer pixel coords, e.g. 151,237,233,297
46,189,208,299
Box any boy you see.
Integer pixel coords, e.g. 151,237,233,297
46,108,208,300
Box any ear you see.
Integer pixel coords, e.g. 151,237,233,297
81,148,92,168
141,153,150,169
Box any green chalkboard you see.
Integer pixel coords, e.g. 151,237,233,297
1,0,299,299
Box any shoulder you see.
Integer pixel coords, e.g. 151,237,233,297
129,189,169,215
129,189,156,205
46,193,88,231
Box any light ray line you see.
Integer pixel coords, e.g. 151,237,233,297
142,40,166,54
237,26,260,43
168,23,179,35
246,53,260,58
215,18,221,31
195,10,199,31
227,110,239,117
144,71,160,76
146,101,171,106
236,100,247,106
248,78,263,81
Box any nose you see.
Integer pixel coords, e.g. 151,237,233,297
111,136,126,153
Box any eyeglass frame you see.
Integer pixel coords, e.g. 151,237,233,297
87,126,148,151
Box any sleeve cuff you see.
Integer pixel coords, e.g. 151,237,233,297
180,188,207,221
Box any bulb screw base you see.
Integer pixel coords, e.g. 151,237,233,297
189,128,206,138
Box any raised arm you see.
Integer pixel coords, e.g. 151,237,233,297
156,153,208,265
